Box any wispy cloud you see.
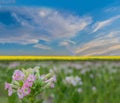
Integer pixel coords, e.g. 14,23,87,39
104,6,120,13
59,40,76,46
75,31,120,55
0,7,92,50
0,38,39,45
92,15,120,33
85,45,120,55
0,6,120,55
59,40,76,55
33,44,51,50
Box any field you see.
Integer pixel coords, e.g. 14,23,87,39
0,60,120,103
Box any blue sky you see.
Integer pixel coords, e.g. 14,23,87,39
0,0,120,55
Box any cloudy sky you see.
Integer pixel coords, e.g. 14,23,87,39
0,0,120,55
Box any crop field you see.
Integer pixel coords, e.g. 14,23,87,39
0,60,120,103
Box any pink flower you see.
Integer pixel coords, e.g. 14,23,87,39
27,74,36,82
21,86,31,96
8,88,13,96
23,80,33,87
17,88,24,99
5,67,56,99
5,82,13,96
12,70,24,81
17,86,31,99
50,83,55,88
5,82,11,90
52,75,56,82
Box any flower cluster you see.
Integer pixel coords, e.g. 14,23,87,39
5,66,56,99
63,76,83,86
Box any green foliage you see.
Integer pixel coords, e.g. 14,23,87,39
0,61,120,103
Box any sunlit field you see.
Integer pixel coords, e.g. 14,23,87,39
0,61,120,103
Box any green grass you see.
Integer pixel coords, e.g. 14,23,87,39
0,61,120,103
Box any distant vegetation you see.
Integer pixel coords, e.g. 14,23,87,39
0,61,120,103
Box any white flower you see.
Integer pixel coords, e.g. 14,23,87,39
77,88,82,93
79,81,83,85
89,74,94,78
92,86,96,91
64,76,83,86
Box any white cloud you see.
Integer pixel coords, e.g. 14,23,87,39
33,44,51,50
59,40,76,46
92,15,120,33
75,31,120,55
59,41,69,46
36,8,92,38
59,40,76,55
104,7,120,13
0,7,92,48
66,40,76,45
85,45,120,55
1,6,120,55
0,38,39,45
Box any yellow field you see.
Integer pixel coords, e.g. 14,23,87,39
0,56,120,60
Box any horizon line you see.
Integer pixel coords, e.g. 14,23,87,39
0,56,120,60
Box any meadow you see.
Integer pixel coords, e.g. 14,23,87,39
0,60,120,103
